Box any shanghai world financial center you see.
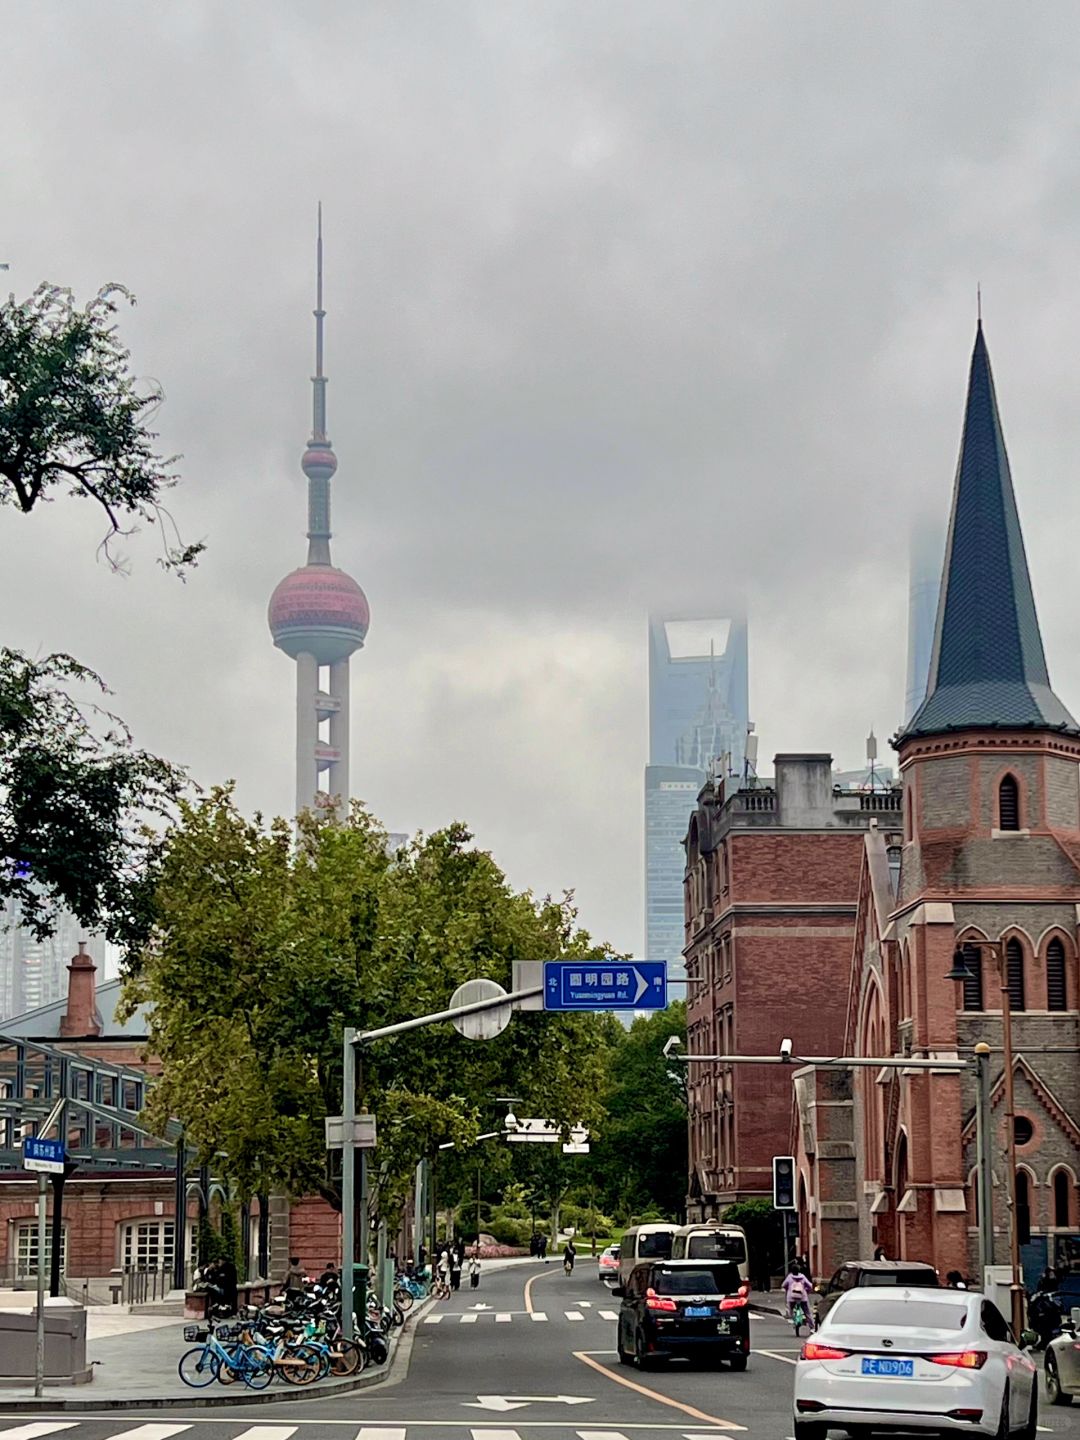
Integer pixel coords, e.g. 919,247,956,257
645,614,749,986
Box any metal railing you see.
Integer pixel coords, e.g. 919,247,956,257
123,1264,194,1304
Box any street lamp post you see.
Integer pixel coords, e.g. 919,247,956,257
947,941,1024,1339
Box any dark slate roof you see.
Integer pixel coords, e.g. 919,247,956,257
898,324,1080,742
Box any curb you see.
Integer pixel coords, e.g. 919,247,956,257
0,1295,435,1413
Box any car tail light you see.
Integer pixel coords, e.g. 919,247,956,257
929,1351,987,1370
720,1293,748,1310
801,1341,851,1360
645,1289,677,1312
946,1411,984,1423
796,1400,826,1412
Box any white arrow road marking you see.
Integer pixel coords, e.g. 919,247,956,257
599,1309,618,1320
470,1302,492,1310
578,1300,592,1307
466,1397,596,1412
633,967,648,1003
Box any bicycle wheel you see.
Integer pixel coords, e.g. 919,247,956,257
394,1286,414,1312
276,1343,322,1386
327,1337,365,1376
178,1345,217,1388
240,1345,275,1390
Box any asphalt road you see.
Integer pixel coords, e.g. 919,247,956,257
11,1261,1080,1440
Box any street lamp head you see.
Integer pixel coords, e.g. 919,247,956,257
946,943,975,984
974,1041,991,1056
662,1035,683,1059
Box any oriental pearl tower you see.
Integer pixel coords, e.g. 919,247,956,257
268,209,369,816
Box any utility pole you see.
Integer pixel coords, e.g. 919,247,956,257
34,1171,46,1397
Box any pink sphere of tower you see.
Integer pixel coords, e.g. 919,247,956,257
268,565,369,665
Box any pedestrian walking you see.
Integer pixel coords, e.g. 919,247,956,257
469,1247,481,1290
450,1247,463,1291
282,1255,306,1305
539,1233,548,1262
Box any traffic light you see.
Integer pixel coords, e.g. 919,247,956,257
773,1155,796,1210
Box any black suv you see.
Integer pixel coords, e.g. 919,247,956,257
614,1259,749,1370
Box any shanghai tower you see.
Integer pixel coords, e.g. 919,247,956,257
268,210,369,816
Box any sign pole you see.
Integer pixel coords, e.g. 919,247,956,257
340,1026,356,1341
34,1171,46,1397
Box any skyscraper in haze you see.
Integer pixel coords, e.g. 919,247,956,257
905,517,945,724
644,615,749,983
268,211,370,816
0,900,104,1020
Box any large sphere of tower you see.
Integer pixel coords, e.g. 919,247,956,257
268,565,369,664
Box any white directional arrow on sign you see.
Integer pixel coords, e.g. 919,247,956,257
633,967,648,1003
466,1396,595,1412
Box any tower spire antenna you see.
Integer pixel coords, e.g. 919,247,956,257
313,202,327,439
977,282,982,326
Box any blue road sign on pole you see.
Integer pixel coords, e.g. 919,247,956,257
543,960,667,1011
22,1137,65,1175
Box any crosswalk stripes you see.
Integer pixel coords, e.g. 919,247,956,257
424,1312,443,1323
355,1430,406,1440
0,1427,732,1440
565,1310,584,1320
599,1309,617,1320
529,1310,548,1321
230,1429,298,1440
460,1312,478,1323
113,1428,192,1440
0,1428,78,1440
495,1312,512,1322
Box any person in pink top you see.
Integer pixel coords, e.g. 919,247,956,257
782,1259,815,1331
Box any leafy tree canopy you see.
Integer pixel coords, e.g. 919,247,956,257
0,283,202,574
120,788,619,1223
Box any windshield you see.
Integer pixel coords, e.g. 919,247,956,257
835,1296,966,1330
861,1270,939,1288
654,1264,741,1296
638,1232,674,1258
688,1233,747,1261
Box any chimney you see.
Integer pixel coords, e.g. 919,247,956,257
60,941,103,1038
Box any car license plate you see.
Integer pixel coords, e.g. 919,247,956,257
861,1357,914,1377
685,1306,713,1317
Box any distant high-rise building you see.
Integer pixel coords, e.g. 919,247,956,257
904,517,945,724
0,901,104,1021
268,209,369,817
644,614,749,983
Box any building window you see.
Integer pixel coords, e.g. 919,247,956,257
1013,1116,1034,1146
14,1222,66,1281
1054,1171,1073,1228
1016,1171,1031,1246
120,1220,175,1273
961,944,983,1011
998,775,1020,831
1006,937,1026,1012
1047,938,1068,1011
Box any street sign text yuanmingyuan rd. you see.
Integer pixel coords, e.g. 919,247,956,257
543,960,667,1011
22,1136,65,1175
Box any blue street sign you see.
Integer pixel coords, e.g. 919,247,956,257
22,1136,65,1175
543,960,667,1011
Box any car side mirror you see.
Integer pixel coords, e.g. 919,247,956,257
611,1285,625,1298
1019,1328,1038,1350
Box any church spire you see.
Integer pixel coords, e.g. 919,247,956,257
900,323,1079,741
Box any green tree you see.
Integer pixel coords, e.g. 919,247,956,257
0,280,201,945
587,1002,688,1221
121,790,618,1223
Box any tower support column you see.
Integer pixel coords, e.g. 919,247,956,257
329,659,350,810
296,651,319,815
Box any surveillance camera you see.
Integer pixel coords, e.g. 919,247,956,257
663,1035,683,1059
504,1110,519,1131
780,1037,793,1062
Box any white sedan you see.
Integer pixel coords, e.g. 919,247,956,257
792,1287,1038,1440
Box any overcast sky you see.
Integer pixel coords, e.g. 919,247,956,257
6,1,1080,967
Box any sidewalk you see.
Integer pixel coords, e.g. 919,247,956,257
0,1298,429,1412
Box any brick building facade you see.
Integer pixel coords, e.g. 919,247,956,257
795,323,1080,1285
683,753,901,1217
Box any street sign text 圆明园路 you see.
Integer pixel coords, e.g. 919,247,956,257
543,960,667,1011
22,1136,65,1175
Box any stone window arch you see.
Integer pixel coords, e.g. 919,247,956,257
998,773,1021,831
1046,936,1068,1012
1051,1167,1077,1229
1005,936,1026,1012
958,939,983,1011
1015,1168,1033,1245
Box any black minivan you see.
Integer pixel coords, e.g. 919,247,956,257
614,1259,749,1370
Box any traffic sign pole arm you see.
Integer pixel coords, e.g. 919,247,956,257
355,986,543,1045
674,1054,968,1071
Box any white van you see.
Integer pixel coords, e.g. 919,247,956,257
671,1224,749,1284
618,1223,680,1287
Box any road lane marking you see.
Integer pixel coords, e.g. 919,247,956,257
599,1310,618,1320
524,1262,564,1314
14,1422,734,1432
566,1310,584,1320
0,1429,80,1440
573,1351,746,1430
355,1431,406,1440
230,1430,297,1440
112,1429,192,1440
471,1431,522,1440
577,1432,629,1440
496,1312,512,1322
578,1301,592,1307
424,1312,443,1324
757,1348,797,1365
460,1313,478,1323
530,1311,549,1321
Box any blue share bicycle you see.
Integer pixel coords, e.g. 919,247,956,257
178,1324,274,1390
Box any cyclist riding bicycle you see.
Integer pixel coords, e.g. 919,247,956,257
563,1239,576,1275
782,1259,815,1332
